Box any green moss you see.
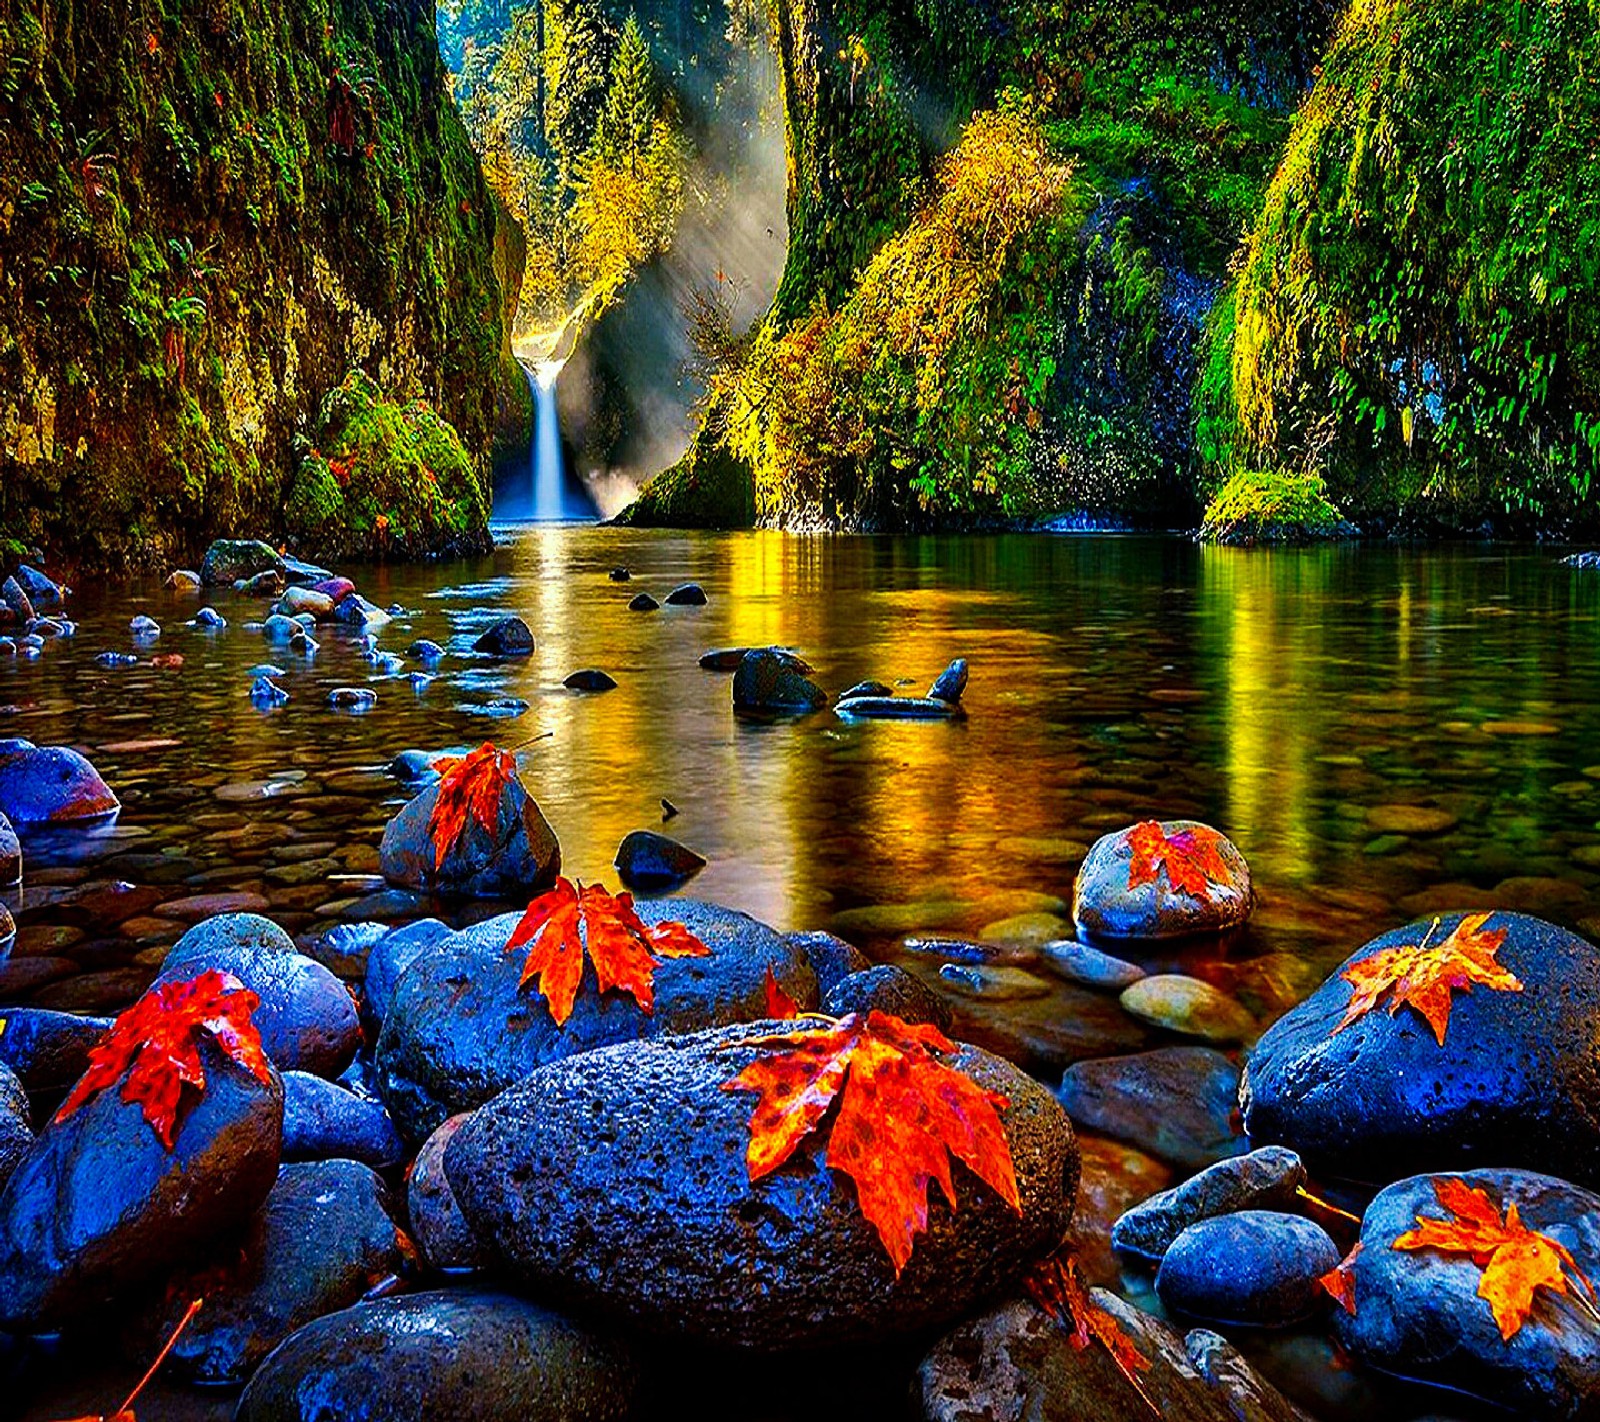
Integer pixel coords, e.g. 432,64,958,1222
615,434,757,530
1199,466,1354,544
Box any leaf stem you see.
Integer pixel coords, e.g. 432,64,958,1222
115,1296,203,1415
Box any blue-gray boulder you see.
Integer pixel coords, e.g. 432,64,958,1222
1072,820,1252,941
0,1008,112,1093
379,775,560,902
0,1063,31,1194
733,649,826,716
1156,1211,1338,1327
363,919,452,1029
282,1072,404,1170
0,741,119,826
613,829,706,890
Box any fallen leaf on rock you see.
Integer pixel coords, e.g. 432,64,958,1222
427,742,518,869
1319,1241,1362,1315
55,970,273,1149
1334,912,1522,1045
1394,1177,1595,1340
1025,1249,1155,1411
764,965,800,1019
723,1010,1019,1274
1125,820,1229,900
507,877,710,1025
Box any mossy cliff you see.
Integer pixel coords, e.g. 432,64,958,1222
0,0,527,571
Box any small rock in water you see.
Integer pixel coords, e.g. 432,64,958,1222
474,615,535,656
1564,551,1600,570
1039,938,1146,989
823,964,953,1031
329,687,377,712
665,582,707,606
660,798,679,820
609,566,631,582
194,605,226,629
1112,1146,1307,1264
469,696,529,718
251,676,289,708
1058,1046,1245,1168
279,586,334,620
937,962,1054,1001
0,637,13,655
928,657,969,703
836,695,963,721
166,569,202,590
0,577,34,624
281,555,334,585
237,568,286,596
1120,974,1257,1044
788,930,871,995
613,829,706,889
0,1008,115,1092
1073,819,1253,941
408,638,444,662
0,811,19,886
0,740,120,825
202,538,286,587
262,614,299,642
1366,803,1459,835
368,652,405,676
334,594,390,630
28,618,65,638
95,651,139,668
732,648,827,716
128,614,160,638
309,577,355,602
839,680,894,701
701,645,814,673
407,672,435,693
901,936,1004,964
565,669,617,692
629,592,660,612
1155,1211,1340,1327
14,565,64,606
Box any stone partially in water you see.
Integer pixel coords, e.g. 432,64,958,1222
1073,820,1252,941
407,1113,486,1273
445,1023,1076,1349
1156,1211,1338,1327
928,658,969,703
613,829,706,890
375,900,818,1143
1112,1145,1306,1264
379,774,560,902
665,582,707,606
1335,1168,1600,1419
0,1007,112,1093
938,963,1054,1001
473,616,534,656
201,539,286,587
837,696,963,721
328,687,377,712
0,578,35,626
1057,1047,1245,1169
363,919,453,1029
1039,938,1145,990
785,929,870,995
1120,974,1257,1044
0,740,119,825
236,1290,636,1422
125,1159,406,1387
629,592,660,612
0,1036,283,1331
564,668,617,692
823,964,955,1031
733,649,827,716
282,1071,404,1170
1242,911,1600,1189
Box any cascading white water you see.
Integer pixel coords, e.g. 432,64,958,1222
529,359,566,520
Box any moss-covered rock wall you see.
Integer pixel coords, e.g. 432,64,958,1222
0,0,526,571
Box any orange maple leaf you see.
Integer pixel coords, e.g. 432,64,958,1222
1025,1250,1155,1411
1319,1241,1362,1315
506,877,711,1025
1125,820,1230,899
1334,913,1522,1046
1394,1177,1596,1340
56,970,273,1148
764,965,800,1019
722,1010,1020,1275
54,1296,203,1421
427,743,518,869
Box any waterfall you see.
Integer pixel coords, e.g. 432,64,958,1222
507,357,598,522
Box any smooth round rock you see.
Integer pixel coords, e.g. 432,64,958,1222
1120,974,1256,1044
282,1071,404,1169
1243,911,1600,1188
379,775,560,902
236,1290,636,1422
1072,820,1252,941
823,964,955,1031
473,616,534,656
564,669,617,692
1156,1211,1338,1327
363,919,452,1029
1338,1168,1600,1419
408,1114,486,1273
836,696,963,721
1039,938,1145,990
0,811,21,886
733,649,826,715
665,582,707,606
613,829,706,890
445,1022,1077,1349
0,1008,113,1093
928,658,969,703
0,741,120,825
628,592,659,611
786,930,870,995
1113,1146,1307,1264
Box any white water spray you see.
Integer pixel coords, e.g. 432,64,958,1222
530,359,567,519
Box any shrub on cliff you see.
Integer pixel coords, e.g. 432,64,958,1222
1199,467,1355,544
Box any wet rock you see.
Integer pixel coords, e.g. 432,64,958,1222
166,569,202,590
1184,1329,1316,1422
0,1035,283,1331
298,921,387,979
160,915,361,1079
202,539,287,587
262,614,299,642
980,910,1072,948
1156,1211,1338,1327
1120,974,1257,1044
238,569,285,596
363,919,452,1028
0,1007,113,1093
609,566,631,581
665,582,707,606
236,1290,637,1422
787,930,871,995
308,576,354,601
928,658,969,703
328,687,377,712
128,614,160,638
837,696,963,721
14,566,63,607
282,1071,404,1169
408,1114,486,1272
0,811,18,886
1112,1146,1307,1264
1334,1168,1600,1420
251,676,289,708
564,668,617,691
938,963,1054,1001
1058,1047,1245,1169
194,605,227,630
1243,911,1600,1188
0,740,119,825
334,595,390,630
0,1063,31,1192
473,616,534,656
379,773,560,902
0,578,34,625
127,1159,404,1386
279,587,334,620
1040,938,1145,990
700,646,814,673
840,680,894,701
1073,820,1253,941
823,963,954,1031
629,592,660,611
613,829,706,890
376,900,818,1143
1071,1136,1174,1287
733,649,827,716
407,638,444,662
1366,804,1459,836
445,1022,1076,1349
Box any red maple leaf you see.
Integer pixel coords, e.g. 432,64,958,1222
764,965,800,1019
723,1011,1019,1275
506,877,711,1025
1125,820,1231,899
1319,1242,1362,1315
427,742,517,869
1025,1250,1155,1411
55,971,273,1149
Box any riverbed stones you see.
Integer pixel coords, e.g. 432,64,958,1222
1057,1047,1245,1168
473,615,534,656
363,918,452,1028
1073,820,1252,941
823,963,955,1031
0,1035,283,1330
666,581,708,606
613,829,706,889
733,648,827,715
1156,1211,1338,1327
202,539,286,587
0,1008,113,1092
1112,1146,1306,1263
236,1290,636,1422
278,587,334,621
1335,1169,1600,1419
0,811,18,886
1040,938,1145,989
1120,974,1257,1044
0,578,34,625
407,1114,486,1272
282,1071,404,1169
328,687,377,711
445,1021,1076,1349
836,695,964,721
564,668,617,691
1242,911,1600,1188
0,1063,31,1193
375,900,818,1142
0,740,119,825
379,773,560,901
160,914,361,1079
126,1159,405,1386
